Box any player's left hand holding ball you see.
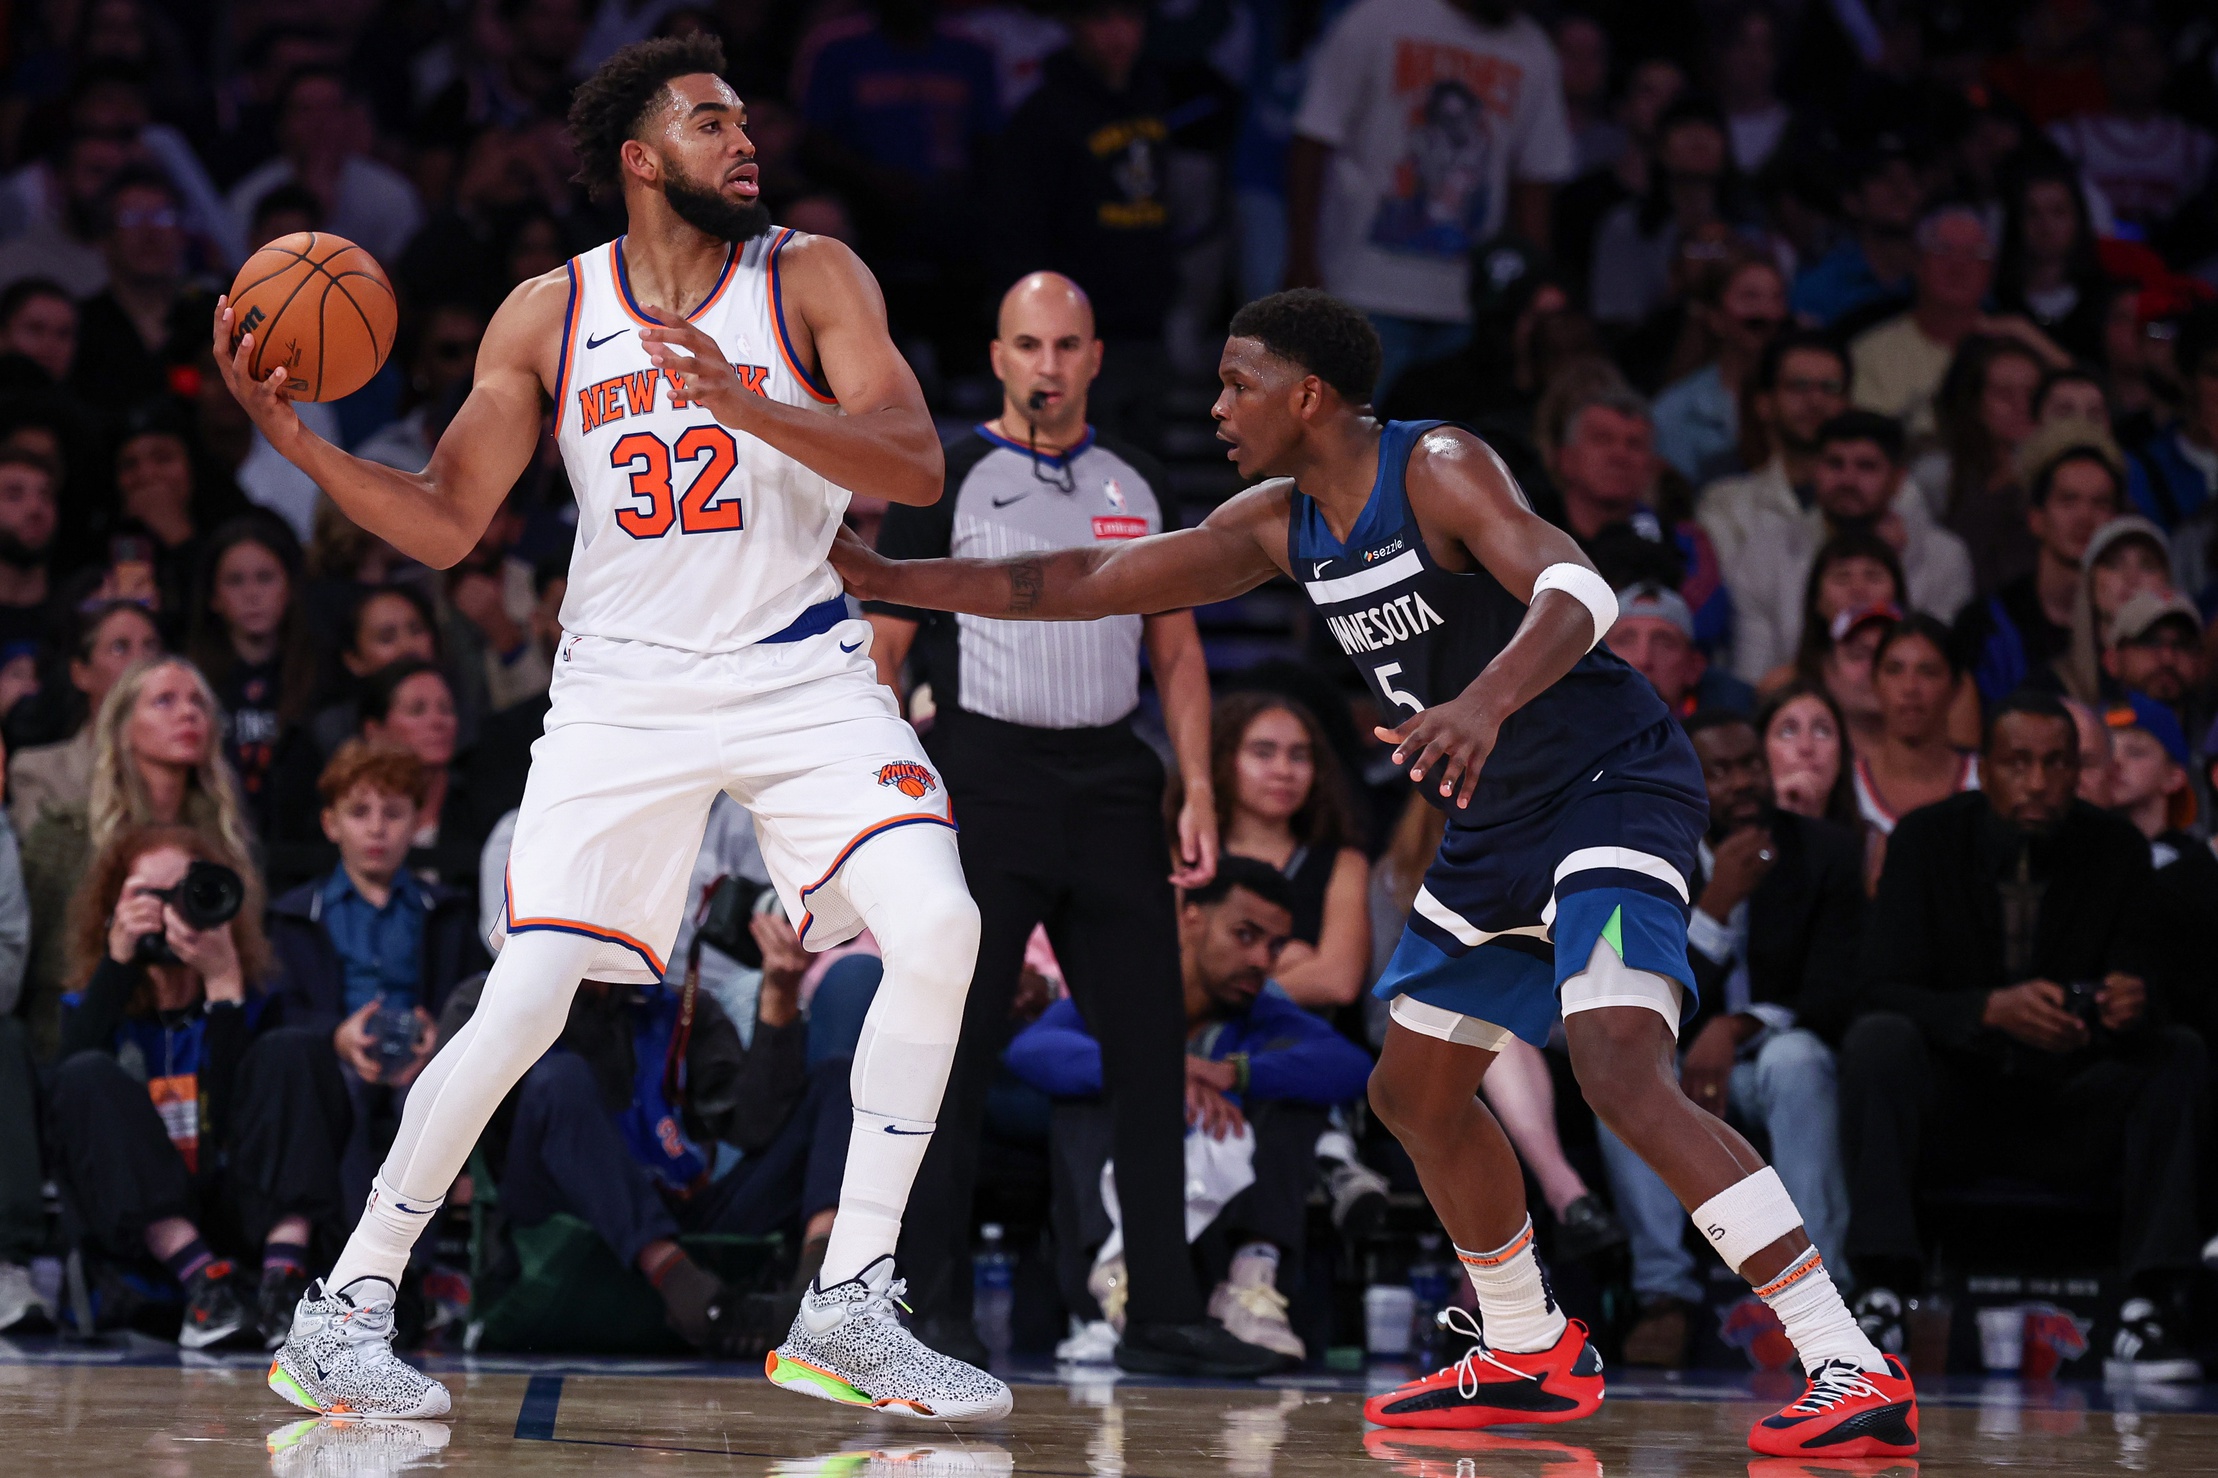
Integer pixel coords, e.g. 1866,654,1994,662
1378,690,1504,809
641,308,748,421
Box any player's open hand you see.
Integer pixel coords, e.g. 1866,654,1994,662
640,308,747,419
828,525,889,598
1376,690,1504,809
212,295,303,446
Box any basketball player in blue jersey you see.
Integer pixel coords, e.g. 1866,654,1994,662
213,37,1010,1421
833,290,1920,1459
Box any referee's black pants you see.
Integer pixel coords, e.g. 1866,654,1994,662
898,708,1204,1331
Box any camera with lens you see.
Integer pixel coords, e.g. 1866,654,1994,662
368,998,424,1080
133,860,245,965
2064,980,2104,1028
694,875,775,969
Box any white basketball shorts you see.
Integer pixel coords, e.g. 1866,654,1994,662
491,612,953,982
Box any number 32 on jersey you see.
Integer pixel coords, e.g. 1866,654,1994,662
609,425,742,539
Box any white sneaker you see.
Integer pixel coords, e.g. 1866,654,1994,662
1206,1252,1304,1365
767,1255,1013,1420
1054,1316,1120,1365
267,1278,451,1418
1084,1252,1127,1334
265,1415,450,1476
0,1261,52,1332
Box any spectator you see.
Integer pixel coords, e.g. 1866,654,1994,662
1916,335,2048,593
1382,246,1593,460
20,654,254,1061
2034,363,2112,432
224,68,424,264
308,585,442,759
0,279,78,384
441,495,555,721
436,908,849,1357
266,741,485,1216
1788,141,1923,329
1992,162,2112,364
1006,857,1373,1366
0,450,60,701
2102,696,2195,863
1731,411,1974,686
0,718,37,1331
1853,614,1979,841
1288,0,1574,399
2130,308,2218,532
8,599,162,834
1760,682,1860,829
0,127,144,298
1839,691,2205,1381
1713,4,1790,174
68,167,206,410
1848,206,2063,448
2057,516,2176,706
1961,426,2125,706
1552,12,1618,174
2099,591,2206,751
1695,331,1849,571
1550,55,1687,308
47,822,347,1350
1599,710,1863,1366
1612,581,1754,717
111,401,251,624
356,659,485,894
1650,248,1785,487
354,305,486,475
994,0,1173,447
2047,18,2215,236
1588,98,1754,330
185,518,319,842
1181,691,1369,1009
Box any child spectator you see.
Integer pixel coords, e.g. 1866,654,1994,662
47,823,347,1350
20,655,252,1061
265,741,486,1214
2102,696,2196,864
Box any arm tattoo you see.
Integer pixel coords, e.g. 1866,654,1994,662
1007,557,1046,615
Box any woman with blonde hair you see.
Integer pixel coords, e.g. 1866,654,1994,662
19,656,255,1058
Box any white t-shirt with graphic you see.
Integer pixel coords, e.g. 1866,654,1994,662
1293,0,1573,324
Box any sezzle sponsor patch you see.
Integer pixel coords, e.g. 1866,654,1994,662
1092,516,1148,540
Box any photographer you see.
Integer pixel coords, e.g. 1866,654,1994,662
46,824,349,1352
266,741,485,1216
1839,691,2206,1381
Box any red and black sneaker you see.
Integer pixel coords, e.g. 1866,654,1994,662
1362,1428,1602,1478
1363,1313,1604,1431
1748,1355,1920,1458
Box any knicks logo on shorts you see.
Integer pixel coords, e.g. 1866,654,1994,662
876,762,938,799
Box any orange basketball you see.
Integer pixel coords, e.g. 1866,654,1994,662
225,232,398,403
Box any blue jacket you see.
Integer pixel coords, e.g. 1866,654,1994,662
265,873,488,1035
1005,989,1373,1106
2129,430,2215,530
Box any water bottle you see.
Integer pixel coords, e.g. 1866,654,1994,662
973,1222,1015,1364
1407,1233,1453,1366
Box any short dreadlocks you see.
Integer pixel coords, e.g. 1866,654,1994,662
566,34,729,203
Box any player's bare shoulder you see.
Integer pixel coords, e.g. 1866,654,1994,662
1201,475,1298,575
480,264,576,399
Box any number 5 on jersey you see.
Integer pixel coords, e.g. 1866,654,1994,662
610,425,743,539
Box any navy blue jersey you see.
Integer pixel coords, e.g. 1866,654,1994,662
1288,420,1669,823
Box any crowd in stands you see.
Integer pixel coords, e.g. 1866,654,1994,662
0,0,2216,1382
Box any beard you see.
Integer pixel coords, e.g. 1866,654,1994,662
0,531,48,571
664,168,772,244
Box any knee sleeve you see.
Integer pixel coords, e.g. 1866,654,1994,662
836,825,976,1123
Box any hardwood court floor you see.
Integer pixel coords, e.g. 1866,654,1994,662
0,1342,2211,1477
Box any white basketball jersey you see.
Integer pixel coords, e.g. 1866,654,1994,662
551,228,849,652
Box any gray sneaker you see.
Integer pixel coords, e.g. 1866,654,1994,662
267,1278,451,1418
0,1261,52,1332
767,1255,1013,1420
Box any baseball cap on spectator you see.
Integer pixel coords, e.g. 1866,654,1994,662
1829,600,1901,645
1613,581,1694,640
2015,418,2124,492
2109,589,2201,648
2106,693,2195,828
2081,515,2169,572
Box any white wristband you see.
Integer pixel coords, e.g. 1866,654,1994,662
1532,562,1617,651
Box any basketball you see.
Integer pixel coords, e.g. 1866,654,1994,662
224,231,397,403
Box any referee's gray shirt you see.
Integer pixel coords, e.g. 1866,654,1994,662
867,425,1169,729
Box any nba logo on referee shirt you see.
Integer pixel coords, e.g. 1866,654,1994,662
1103,478,1127,511
876,762,937,799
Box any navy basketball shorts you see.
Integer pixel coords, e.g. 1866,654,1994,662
1371,719,1708,1050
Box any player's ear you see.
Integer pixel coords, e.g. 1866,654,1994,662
620,136,660,189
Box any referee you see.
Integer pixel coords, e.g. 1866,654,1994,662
867,273,1279,1377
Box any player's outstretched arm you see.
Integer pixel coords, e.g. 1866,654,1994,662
830,481,1292,619
213,273,558,569
1386,427,1609,807
639,232,942,505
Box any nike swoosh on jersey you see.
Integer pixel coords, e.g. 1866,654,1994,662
839,639,863,653
991,492,1031,508
585,329,629,349
1313,561,1330,578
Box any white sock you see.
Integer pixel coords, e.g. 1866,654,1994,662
1456,1218,1567,1354
325,930,597,1290
1757,1247,1888,1375
816,825,977,1288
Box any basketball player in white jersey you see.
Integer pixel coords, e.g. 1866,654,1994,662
213,36,1009,1421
